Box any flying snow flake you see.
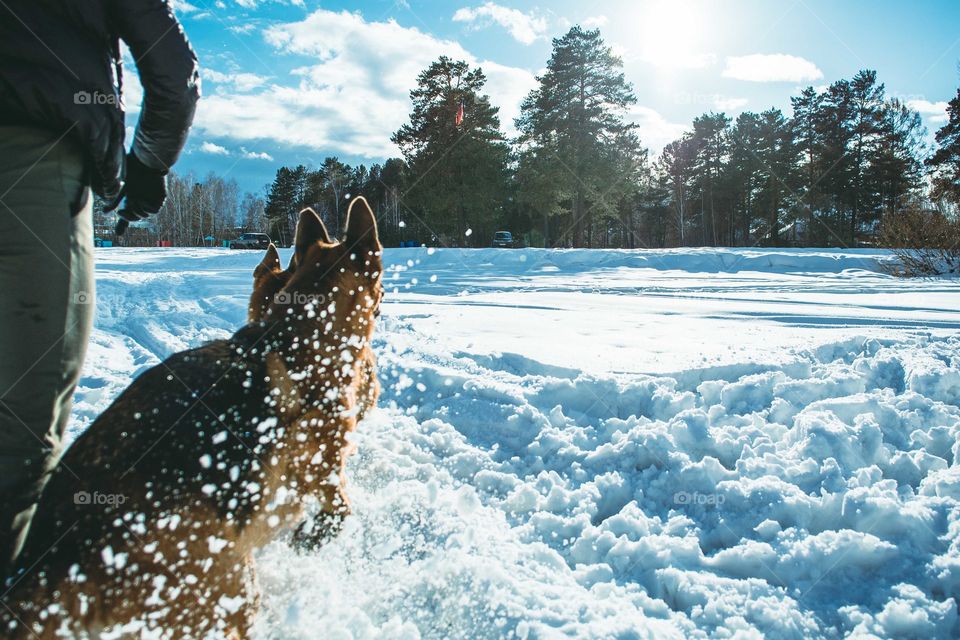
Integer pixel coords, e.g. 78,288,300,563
207,536,229,553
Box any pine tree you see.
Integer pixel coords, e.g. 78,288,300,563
756,109,799,245
928,87,960,206
847,70,887,242
516,26,644,247
657,137,696,245
790,87,826,244
265,165,307,246
392,56,510,246
814,79,858,244
870,99,925,217
727,111,765,243
689,113,731,245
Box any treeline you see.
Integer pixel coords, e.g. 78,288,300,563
263,27,644,248
94,172,265,247
262,26,958,249
653,71,925,247
117,25,958,249
262,158,405,247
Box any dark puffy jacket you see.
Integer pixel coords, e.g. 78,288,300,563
0,0,200,201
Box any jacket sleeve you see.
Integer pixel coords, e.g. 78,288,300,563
114,0,201,173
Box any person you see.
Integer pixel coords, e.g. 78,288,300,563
0,0,200,578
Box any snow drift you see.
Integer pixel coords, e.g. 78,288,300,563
68,247,960,638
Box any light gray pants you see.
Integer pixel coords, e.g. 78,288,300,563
0,126,94,576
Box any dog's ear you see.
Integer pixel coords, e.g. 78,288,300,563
255,243,281,275
344,196,380,251
295,208,331,260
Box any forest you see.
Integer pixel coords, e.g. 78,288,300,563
109,26,960,250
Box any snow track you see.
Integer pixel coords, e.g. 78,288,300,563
70,247,960,638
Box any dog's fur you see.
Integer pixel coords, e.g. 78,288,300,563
1,197,383,638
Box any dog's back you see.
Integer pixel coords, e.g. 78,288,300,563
6,330,279,636
2,198,383,638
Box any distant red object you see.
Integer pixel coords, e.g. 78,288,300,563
455,101,464,127
156,240,172,247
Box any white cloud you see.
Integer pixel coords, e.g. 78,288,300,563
202,69,267,92
234,0,304,8
722,54,823,83
170,0,199,12
200,142,230,155
194,9,537,158
198,142,274,161
907,99,949,124
452,3,547,45
229,23,257,35
242,148,274,161
582,15,608,28
627,106,689,154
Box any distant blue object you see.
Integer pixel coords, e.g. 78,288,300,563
101,240,113,248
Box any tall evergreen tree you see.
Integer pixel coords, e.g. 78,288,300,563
846,70,887,241
726,111,764,243
393,56,510,246
756,109,799,244
265,165,307,246
689,113,731,245
657,137,696,245
790,87,827,243
871,99,925,216
516,26,644,247
816,78,858,243
928,87,960,206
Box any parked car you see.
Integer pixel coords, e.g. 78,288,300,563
230,233,271,250
492,231,514,248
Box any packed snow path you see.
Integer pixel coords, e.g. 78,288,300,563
70,247,960,638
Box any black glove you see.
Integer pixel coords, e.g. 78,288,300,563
105,152,167,235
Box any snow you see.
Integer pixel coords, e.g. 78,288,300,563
69,246,960,638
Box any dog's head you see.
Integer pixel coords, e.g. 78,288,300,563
248,198,383,330
249,197,383,414
284,196,383,340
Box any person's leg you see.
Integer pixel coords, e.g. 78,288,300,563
0,126,94,577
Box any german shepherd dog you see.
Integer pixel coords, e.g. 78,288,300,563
1,197,383,638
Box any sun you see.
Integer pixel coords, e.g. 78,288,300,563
637,1,711,69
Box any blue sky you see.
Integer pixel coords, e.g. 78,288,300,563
136,0,960,196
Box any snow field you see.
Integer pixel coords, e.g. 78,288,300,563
70,247,960,638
